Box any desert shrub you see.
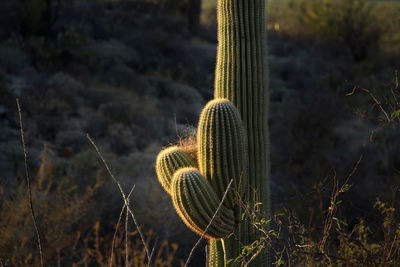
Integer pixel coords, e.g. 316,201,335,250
234,173,400,266
0,137,187,266
86,39,140,67
0,145,104,266
201,0,216,26
297,0,382,61
20,73,84,141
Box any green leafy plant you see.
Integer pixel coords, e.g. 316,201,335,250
298,0,382,61
155,0,271,266
235,163,400,266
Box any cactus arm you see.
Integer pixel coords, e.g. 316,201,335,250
155,146,197,194
198,99,248,208
171,168,235,239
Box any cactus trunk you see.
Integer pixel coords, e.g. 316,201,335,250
213,0,270,265
215,0,270,216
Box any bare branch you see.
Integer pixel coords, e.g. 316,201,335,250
109,185,136,267
86,134,151,265
16,98,44,267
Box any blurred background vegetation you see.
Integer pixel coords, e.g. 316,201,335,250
0,0,399,265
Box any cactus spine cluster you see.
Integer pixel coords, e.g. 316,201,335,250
155,0,270,265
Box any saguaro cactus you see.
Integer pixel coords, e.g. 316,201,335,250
155,0,270,265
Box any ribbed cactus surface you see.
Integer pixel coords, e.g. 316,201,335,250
214,0,270,265
208,239,225,266
156,146,196,194
198,99,248,208
171,167,235,239
215,0,270,219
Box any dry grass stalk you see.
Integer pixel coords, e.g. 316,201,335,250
16,98,44,267
109,185,136,267
86,134,151,265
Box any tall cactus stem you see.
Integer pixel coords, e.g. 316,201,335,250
214,0,271,265
215,0,269,216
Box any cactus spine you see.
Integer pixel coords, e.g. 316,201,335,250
155,0,270,265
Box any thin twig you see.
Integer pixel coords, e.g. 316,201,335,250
125,193,130,267
86,134,151,264
16,98,44,267
244,244,264,267
320,155,362,258
184,179,234,267
109,185,136,267
148,238,158,267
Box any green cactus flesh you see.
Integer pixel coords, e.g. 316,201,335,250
213,0,271,265
198,99,248,209
156,146,197,195
171,167,235,239
209,240,225,266
215,0,270,217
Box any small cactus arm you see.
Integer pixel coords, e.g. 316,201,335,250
156,146,197,194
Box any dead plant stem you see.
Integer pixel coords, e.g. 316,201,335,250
86,134,151,265
16,98,44,267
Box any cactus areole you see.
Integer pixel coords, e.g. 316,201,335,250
155,0,270,266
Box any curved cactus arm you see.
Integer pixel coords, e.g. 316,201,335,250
198,99,248,208
171,167,235,239
155,146,197,194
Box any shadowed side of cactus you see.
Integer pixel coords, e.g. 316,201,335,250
170,167,235,239
155,146,197,194
213,0,271,265
198,99,248,209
